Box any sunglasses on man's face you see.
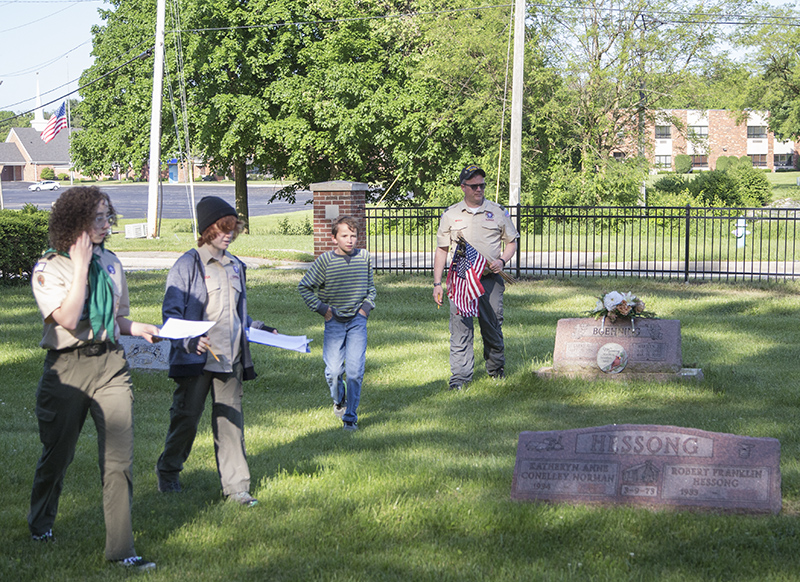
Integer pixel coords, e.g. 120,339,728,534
463,182,486,191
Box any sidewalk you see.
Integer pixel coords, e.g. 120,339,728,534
116,252,310,271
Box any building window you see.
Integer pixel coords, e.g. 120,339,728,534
689,126,708,138
751,154,767,167
655,126,671,139
655,155,671,169
691,155,708,169
747,126,767,139
775,153,793,167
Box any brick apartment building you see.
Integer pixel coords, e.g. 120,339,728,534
617,110,797,172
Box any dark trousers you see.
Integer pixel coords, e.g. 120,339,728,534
156,362,250,496
448,273,505,386
28,345,136,561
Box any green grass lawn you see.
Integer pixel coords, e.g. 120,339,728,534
3,273,800,581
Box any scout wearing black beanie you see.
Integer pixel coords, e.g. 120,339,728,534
197,196,237,235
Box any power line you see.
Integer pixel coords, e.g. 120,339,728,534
0,1,79,33
0,47,153,125
0,40,91,78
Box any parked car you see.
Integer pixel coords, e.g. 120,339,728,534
28,180,60,191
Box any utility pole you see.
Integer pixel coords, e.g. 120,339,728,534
508,0,525,206
146,0,167,238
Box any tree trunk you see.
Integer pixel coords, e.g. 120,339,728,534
233,158,249,234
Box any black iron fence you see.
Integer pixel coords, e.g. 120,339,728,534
365,204,800,281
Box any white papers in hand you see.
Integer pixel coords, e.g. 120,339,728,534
247,327,312,353
158,318,216,340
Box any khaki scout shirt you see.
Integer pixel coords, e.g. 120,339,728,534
436,198,519,261
32,247,129,350
198,245,243,374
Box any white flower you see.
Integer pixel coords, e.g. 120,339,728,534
595,300,604,312
603,291,624,311
621,292,636,303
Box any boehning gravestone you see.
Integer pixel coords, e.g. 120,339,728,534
511,424,781,514
538,318,703,381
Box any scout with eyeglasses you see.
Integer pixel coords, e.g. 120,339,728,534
28,186,159,571
432,164,519,391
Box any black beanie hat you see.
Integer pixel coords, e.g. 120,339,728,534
197,196,237,234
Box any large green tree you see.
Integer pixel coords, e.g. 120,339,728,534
735,4,800,140
529,0,748,204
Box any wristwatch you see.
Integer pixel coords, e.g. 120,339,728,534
433,282,442,287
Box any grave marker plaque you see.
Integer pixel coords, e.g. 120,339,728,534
511,424,781,514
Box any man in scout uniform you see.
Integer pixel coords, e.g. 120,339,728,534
432,164,519,390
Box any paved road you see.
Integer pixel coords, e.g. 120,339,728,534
0,182,312,219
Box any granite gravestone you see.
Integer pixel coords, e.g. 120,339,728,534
511,424,781,514
538,318,702,381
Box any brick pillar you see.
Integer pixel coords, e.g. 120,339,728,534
310,180,368,257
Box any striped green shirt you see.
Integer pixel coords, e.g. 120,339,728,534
298,249,376,321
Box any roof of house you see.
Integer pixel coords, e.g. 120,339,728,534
0,142,26,165
6,127,71,164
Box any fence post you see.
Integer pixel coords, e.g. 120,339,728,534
513,203,521,279
684,204,691,282
310,180,368,258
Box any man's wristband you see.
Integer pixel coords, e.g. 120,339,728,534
500,258,506,266
433,282,442,287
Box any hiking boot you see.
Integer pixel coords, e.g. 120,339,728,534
489,368,505,380
229,491,258,507
115,556,156,571
31,529,54,542
155,466,181,493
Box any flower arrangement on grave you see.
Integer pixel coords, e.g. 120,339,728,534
588,291,656,325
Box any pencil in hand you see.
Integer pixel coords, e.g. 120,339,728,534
207,344,220,362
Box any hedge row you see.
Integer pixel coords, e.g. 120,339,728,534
0,205,50,285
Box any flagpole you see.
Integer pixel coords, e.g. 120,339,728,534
146,0,167,239
66,56,73,185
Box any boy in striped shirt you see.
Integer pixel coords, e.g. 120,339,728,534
298,216,376,430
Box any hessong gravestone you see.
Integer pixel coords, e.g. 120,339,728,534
511,424,781,514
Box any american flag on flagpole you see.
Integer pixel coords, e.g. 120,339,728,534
40,102,68,143
446,238,486,317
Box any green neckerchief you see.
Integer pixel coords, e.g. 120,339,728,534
45,245,115,343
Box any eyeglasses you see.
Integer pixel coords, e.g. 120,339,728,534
94,213,116,227
463,182,486,191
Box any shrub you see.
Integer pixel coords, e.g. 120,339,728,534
739,155,753,168
729,165,772,206
39,167,56,180
0,207,50,284
276,216,313,236
687,170,741,206
651,174,689,195
715,156,731,172
57,173,69,181
674,154,692,174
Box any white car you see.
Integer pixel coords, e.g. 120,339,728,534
28,180,60,192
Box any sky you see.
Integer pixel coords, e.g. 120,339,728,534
0,0,106,115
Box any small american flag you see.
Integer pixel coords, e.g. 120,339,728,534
40,102,68,143
446,239,486,316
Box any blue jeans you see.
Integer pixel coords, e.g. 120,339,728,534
323,315,367,423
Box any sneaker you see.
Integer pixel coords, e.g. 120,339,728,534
333,403,346,419
229,491,258,507
449,383,464,391
343,421,359,431
31,529,54,542
155,466,181,493
115,556,156,571
489,368,505,380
